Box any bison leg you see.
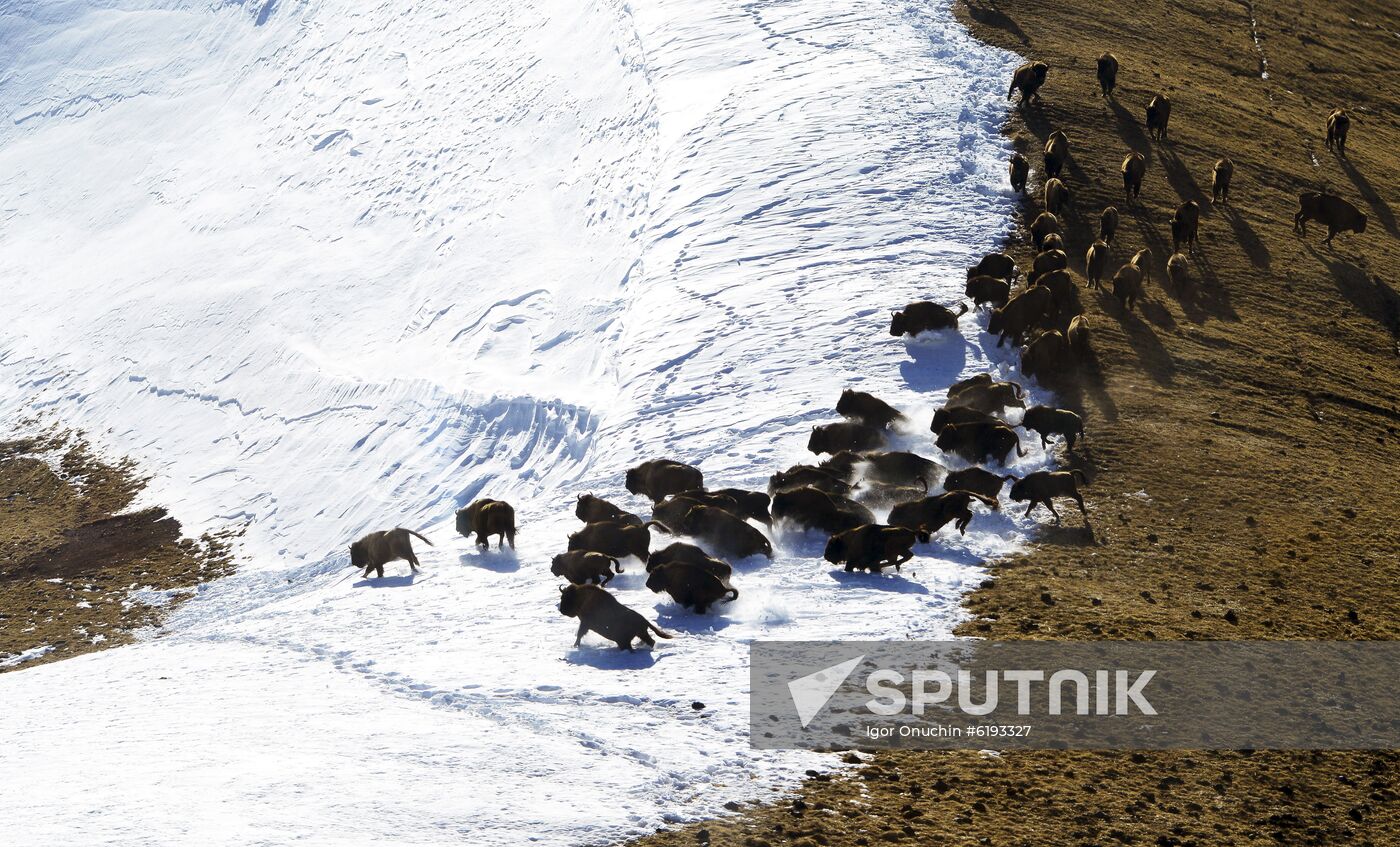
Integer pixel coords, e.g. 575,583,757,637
1045,499,1062,522
1293,212,1307,236
574,622,589,647
1072,492,1088,518
637,629,655,648
406,551,420,572
1325,226,1339,246
600,572,613,586
475,532,489,549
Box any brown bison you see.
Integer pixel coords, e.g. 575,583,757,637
349,527,432,579
1032,268,1077,311
887,490,1000,537
1044,131,1070,179
1170,201,1200,254
930,405,999,435
1121,152,1146,201
890,301,967,337
947,377,1026,414
988,285,1054,348
568,520,651,563
1021,330,1073,379
648,505,773,559
772,486,875,535
1212,158,1233,204
1146,93,1171,141
1067,314,1091,355
965,274,1011,309
1131,248,1153,285
808,421,886,455
1293,192,1367,245
1111,263,1144,311
935,421,1026,465
646,563,737,614
1019,406,1085,450
943,467,1014,503
626,459,703,503
551,550,622,586
837,388,904,429
1097,52,1119,97
1030,248,1068,283
1167,253,1189,288
1085,240,1111,290
1008,470,1089,522
824,524,926,573
645,542,732,581
1100,205,1119,244
651,491,731,529
859,451,945,487
1040,232,1065,252
1029,211,1061,251
456,499,516,549
559,584,671,651
708,488,772,525
1009,152,1030,195
968,252,1017,282
575,494,642,527
1008,61,1048,105
768,464,852,496
1326,108,1350,154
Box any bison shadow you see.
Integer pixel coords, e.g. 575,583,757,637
653,605,736,634
458,548,520,573
1100,292,1177,385
352,572,428,589
563,645,664,670
1309,246,1400,341
897,332,971,393
1220,204,1271,270
1108,98,1150,151
964,1,1029,45
828,569,930,594
1338,155,1398,238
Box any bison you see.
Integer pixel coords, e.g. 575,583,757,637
1067,314,1091,355
1030,211,1061,251
946,378,1026,414
890,301,968,337
1009,152,1030,195
1212,157,1233,205
808,421,886,455
626,459,704,503
568,520,651,563
1111,263,1144,311
1326,108,1350,155
837,388,904,430
930,405,1000,435
1008,470,1089,522
1146,93,1171,141
1040,232,1065,252
966,274,1012,309
646,563,737,614
1131,248,1153,285
887,490,1000,537
1044,131,1070,179
645,542,732,581
772,486,875,535
1170,200,1200,254
968,252,1017,282
824,525,926,573
859,451,944,487
708,488,772,525
575,494,642,527
988,285,1054,348
1100,205,1119,244
1294,192,1367,245
1097,52,1119,97
648,505,773,560
1167,253,1189,288
559,584,671,651
935,421,1026,465
1021,330,1073,380
769,464,852,497
349,527,431,579
1019,406,1085,450
551,550,622,586
456,499,516,549
1085,240,1111,290
1008,61,1048,105
943,467,1014,503
1030,248,1068,283
1121,152,1146,201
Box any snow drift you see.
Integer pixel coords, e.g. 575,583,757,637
0,0,1035,843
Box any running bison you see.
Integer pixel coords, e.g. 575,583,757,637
559,584,671,651
626,459,704,503
824,525,926,573
1293,192,1367,245
349,527,431,579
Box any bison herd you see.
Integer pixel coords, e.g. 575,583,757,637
341,55,1369,653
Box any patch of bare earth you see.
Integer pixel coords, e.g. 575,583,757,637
625,1,1399,844
0,432,235,672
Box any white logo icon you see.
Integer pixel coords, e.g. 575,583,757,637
788,655,864,728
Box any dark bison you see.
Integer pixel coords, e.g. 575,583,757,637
1085,240,1111,290
1030,248,1068,284
1097,52,1118,97
1112,263,1144,311
646,563,737,614
1293,192,1367,245
1067,314,1091,355
1019,406,1085,450
1029,211,1061,251
887,490,1000,537
947,377,1026,414
808,421,886,455
1009,152,1030,195
1008,61,1048,105
708,488,772,525
943,467,1014,503
824,525,926,573
988,285,1054,348
837,388,904,429
559,584,671,651
1146,93,1171,141
1009,470,1089,522
890,301,967,337
575,494,642,527
768,464,852,496
1100,205,1119,244
772,486,875,535
551,550,622,586
645,542,732,581
965,274,1011,309
456,499,516,549
1170,201,1200,254
935,421,1026,465
568,520,651,563
1021,330,1073,380
1121,152,1145,201
968,252,1017,282
1044,131,1070,179
1167,253,1189,288
349,527,431,579
1212,158,1233,204
930,405,1000,435
1326,108,1349,154
625,459,703,503
648,505,773,559
860,451,944,487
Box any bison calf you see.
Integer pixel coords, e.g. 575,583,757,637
1009,470,1089,522
349,527,432,579
1019,406,1085,450
551,550,621,586
1009,153,1029,195
559,584,672,651
890,301,967,337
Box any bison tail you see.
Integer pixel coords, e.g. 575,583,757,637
1015,442,1027,457
914,475,929,494
724,587,739,603
648,622,674,640
1070,469,1088,484
608,555,623,573
644,520,675,534
405,529,434,547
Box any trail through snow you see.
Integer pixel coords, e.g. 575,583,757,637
0,1,1036,843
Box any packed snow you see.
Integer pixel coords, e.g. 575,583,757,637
0,0,1037,843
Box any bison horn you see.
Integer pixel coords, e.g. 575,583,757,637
558,585,567,594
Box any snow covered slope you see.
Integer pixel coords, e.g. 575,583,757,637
0,0,1033,843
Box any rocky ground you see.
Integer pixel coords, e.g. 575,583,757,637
628,0,1399,844
0,432,233,671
